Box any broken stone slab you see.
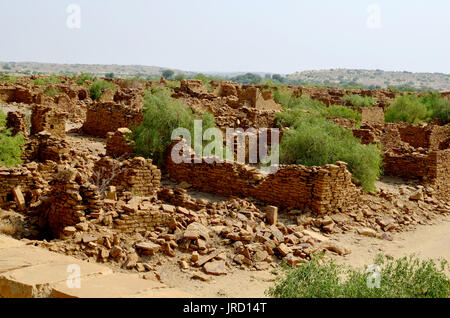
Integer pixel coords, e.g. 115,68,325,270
302,230,329,242
357,227,377,237
265,206,278,225
185,222,210,241
135,242,161,255
203,261,227,276
195,251,221,267
0,262,112,298
12,186,26,211
320,242,351,256
192,272,211,282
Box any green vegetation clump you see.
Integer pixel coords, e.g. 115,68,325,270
0,75,20,83
275,91,382,192
266,254,450,298
89,80,115,101
131,87,216,165
165,80,181,89
0,110,25,166
31,75,61,86
385,93,450,124
343,94,377,108
44,87,61,98
75,73,95,86
162,69,174,80
230,73,262,84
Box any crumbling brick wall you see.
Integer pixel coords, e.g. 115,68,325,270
93,156,161,197
0,166,35,209
383,149,449,199
113,208,174,234
82,102,143,137
30,105,67,138
6,111,28,136
106,128,135,158
40,166,102,236
360,107,385,124
22,132,70,163
165,140,359,214
397,124,450,150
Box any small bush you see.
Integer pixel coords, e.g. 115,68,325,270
89,80,115,101
343,94,377,108
0,110,25,166
266,254,450,298
44,87,61,98
131,87,216,165
31,75,61,86
0,75,19,83
323,105,362,123
420,92,450,124
76,73,95,86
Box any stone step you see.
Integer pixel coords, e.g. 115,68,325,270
50,273,174,298
0,262,112,298
0,235,195,298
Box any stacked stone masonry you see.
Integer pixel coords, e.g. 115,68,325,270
165,140,359,214
93,156,161,197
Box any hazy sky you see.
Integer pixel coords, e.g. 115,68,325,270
0,0,449,74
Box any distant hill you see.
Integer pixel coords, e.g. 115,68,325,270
287,69,450,91
1,61,450,91
0,61,195,79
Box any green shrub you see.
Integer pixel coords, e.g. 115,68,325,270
44,87,61,98
0,75,19,83
89,80,115,101
165,80,181,89
131,87,216,165
279,116,382,191
343,94,377,108
76,73,95,86
323,105,362,123
0,110,25,166
31,75,61,86
385,94,430,124
420,92,450,124
266,254,449,298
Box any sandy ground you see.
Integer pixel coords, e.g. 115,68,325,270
155,215,450,298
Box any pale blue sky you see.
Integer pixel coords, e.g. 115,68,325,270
0,0,449,74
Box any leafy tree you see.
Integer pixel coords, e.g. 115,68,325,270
162,69,174,80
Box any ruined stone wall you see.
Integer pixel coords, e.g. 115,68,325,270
383,149,449,199
0,87,34,104
6,111,28,136
93,157,161,197
113,208,174,234
30,105,66,138
165,141,359,214
82,102,143,137
0,166,35,209
22,132,70,163
435,150,450,199
360,107,385,124
396,124,449,150
106,128,135,158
